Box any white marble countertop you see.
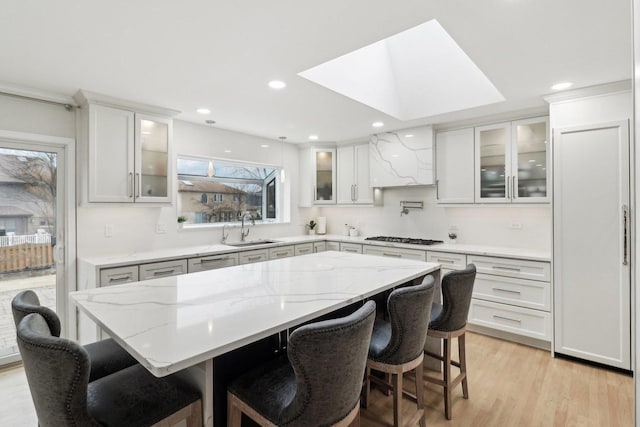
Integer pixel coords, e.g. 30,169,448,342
70,251,440,377
79,234,549,269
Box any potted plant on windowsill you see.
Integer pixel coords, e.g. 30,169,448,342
177,216,187,229
448,232,457,244
306,220,317,235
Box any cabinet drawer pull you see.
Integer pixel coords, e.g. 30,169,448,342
108,274,132,283
493,315,522,324
383,253,402,258
274,252,289,256
201,257,229,263
492,287,521,295
153,268,176,276
436,258,455,264
247,256,262,261
344,249,358,253
298,249,311,254
128,172,133,198
492,266,521,272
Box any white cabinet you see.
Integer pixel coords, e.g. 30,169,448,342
435,128,475,204
426,251,467,271
299,147,337,206
466,255,552,345
139,259,187,280
326,241,340,251
75,90,178,204
369,125,434,187
475,117,549,204
188,253,239,273
552,117,631,370
362,245,426,261
337,144,373,204
269,245,295,259
99,265,139,287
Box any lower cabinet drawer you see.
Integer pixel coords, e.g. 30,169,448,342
467,254,550,282
362,245,426,261
99,265,139,286
139,259,188,280
426,251,467,270
473,274,551,311
326,241,340,251
295,243,314,256
188,253,239,273
313,242,327,253
468,299,551,341
239,249,268,265
269,246,295,259
340,243,362,254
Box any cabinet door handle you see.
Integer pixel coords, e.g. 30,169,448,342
436,180,440,200
153,268,176,276
108,274,132,284
506,177,510,200
128,172,133,198
135,172,141,198
354,184,358,201
623,204,629,265
313,185,317,201
492,287,521,295
492,265,521,272
383,253,402,258
436,258,455,264
512,176,517,199
493,315,522,324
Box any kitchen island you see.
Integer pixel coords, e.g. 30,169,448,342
70,251,441,426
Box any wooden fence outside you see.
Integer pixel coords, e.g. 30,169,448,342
0,243,53,273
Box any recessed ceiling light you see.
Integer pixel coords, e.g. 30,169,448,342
308,135,319,140
261,144,270,148
196,108,211,114
268,80,286,89
551,82,573,91
372,122,384,128
404,134,414,138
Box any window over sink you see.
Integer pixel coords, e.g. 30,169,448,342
177,156,281,226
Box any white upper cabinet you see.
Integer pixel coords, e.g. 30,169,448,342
337,143,373,204
369,125,434,187
75,90,178,205
298,147,337,206
475,117,549,204
435,127,475,204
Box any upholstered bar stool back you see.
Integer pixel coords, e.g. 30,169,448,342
228,300,376,427
424,264,476,420
363,276,436,427
11,290,137,382
17,313,202,427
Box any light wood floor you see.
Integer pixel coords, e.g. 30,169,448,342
0,332,633,427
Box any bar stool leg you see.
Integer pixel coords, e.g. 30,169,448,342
415,360,426,427
362,366,371,408
443,336,452,420
459,333,468,399
393,372,403,427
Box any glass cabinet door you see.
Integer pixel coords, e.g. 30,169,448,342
512,117,549,203
475,123,511,203
313,148,336,204
135,114,172,203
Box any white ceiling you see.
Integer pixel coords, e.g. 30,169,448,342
0,0,631,143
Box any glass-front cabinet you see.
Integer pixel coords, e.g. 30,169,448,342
135,114,172,202
475,117,549,204
512,116,549,203
313,148,336,204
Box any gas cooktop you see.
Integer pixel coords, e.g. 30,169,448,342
364,236,444,246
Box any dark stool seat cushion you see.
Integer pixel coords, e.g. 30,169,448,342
84,339,138,382
228,355,295,424
88,364,201,427
368,318,392,360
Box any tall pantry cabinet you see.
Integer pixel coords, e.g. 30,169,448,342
546,82,632,370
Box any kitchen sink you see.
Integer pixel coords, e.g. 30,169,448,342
226,240,279,247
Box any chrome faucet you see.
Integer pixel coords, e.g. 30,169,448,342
240,212,254,242
221,224,229,244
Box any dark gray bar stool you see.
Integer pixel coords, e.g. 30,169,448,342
17,312,202,427
362,276,436,427
227,300,376,427
12,289,137,382
424,264,476,420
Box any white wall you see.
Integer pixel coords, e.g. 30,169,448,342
0,95,75,138
76,120,304,257
308,186,551,250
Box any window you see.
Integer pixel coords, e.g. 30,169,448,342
177,157,280,225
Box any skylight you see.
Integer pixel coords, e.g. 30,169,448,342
298,19,504,121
